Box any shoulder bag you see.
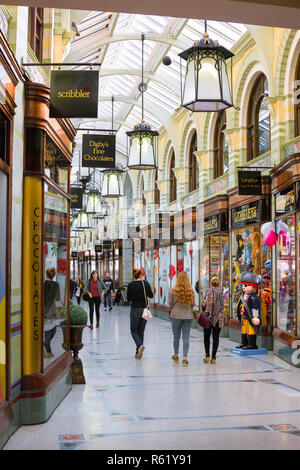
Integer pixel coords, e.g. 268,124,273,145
142,281,153,321
169,300,178,319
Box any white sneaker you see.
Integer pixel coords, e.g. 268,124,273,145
104,307,107,311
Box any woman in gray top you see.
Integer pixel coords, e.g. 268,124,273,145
168,271,195,367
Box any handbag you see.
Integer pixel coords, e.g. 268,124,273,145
169,300,178,319
141,281,152,321
82,291,90,302
198,313,211,329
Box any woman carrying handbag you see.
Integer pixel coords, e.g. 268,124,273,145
202,276,224,364
127,268,154,359
168,271,195,367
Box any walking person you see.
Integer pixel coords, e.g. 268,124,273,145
168,271,195,367
70,277,76,301
103,272,115,311
86,271,105,329
44,268,63,358
127,268,153,359
74,276,83,305
202,276,224,364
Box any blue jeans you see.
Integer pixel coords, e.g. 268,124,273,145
171,319,193,357
104,291,112,308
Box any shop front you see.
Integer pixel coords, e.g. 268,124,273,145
197,195,230,337
271,154,300,366
227,176,273,349
0,28,22,446
22,81,76,424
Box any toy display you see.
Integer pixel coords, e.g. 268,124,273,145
236,272,261,349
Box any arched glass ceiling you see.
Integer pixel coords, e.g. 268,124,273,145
67,11,247,180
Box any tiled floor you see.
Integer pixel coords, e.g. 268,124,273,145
4,305,300,450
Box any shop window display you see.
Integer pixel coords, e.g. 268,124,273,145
0,171,7,403
276,215,296,335
231,225,272,326
44,183,68,366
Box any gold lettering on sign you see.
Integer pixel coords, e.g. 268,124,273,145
233,206,257,224
204,218,218,232
276,190,295,212
57,89,91,98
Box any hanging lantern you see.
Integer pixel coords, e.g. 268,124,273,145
178,25,234,112
126,121,159,170
85,189,102,214
125,33,159,170
76,210,95,229
101,169,124,198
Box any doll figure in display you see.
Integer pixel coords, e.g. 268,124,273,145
236,272,261,349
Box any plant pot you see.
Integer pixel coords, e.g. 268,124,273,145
61,325,87,384
61,325,86,360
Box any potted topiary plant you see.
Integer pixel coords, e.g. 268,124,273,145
59,301,88,384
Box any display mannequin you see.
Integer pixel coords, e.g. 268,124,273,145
236,272,261,349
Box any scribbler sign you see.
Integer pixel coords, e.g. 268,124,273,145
238,170,262,195
82,134,116,168
50,71,99,118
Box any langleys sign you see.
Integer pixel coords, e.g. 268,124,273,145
50,71,99,118
82,134,116,168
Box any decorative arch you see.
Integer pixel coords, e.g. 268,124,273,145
275,29,299,97
167,146,177,203
161,139,173,179
178,120,194,167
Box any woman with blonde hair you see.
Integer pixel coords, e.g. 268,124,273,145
202,276,224,364
168,271,195,367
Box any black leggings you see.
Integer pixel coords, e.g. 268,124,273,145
89,297,101,324
204,322,221,358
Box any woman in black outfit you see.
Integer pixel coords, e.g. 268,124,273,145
127,268,153,359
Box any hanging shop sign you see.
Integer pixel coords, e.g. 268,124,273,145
71,251,78,258
22,177,43,375
50,70,99,118
155,212,170,230
82,134,115,168
231,201,260,229
275,185,295,216
95,244,103,253
103,240,112,250
71,188,84,209
238,170,262,196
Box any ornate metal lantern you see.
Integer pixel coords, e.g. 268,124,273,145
101,169,124,198
126,34,159,170
178,24,234,112
126,121,159,169
85,189,102,214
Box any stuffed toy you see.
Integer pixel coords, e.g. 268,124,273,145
261,272,271,326
251,231,261,275
236,272,261,349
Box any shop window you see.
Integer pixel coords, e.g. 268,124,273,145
188,131,199,192
213,110,229,179
295,56,300,137
169,150,177,203
247,74,271,161
28,7,44,62
231,225,272,326
0,170,7,403
45,137,69,192
276,215,296,335
154,168,160,207
44,183,68,366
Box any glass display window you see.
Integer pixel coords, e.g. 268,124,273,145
231,224,272,324
276,215,296,335
45,137,69,192
44,183,68,367
0,170,7,403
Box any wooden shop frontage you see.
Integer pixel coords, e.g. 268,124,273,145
227,176,273,350
271,153,300,366
22,81,76,423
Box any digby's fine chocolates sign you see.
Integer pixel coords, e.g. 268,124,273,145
50,71,99,118
82,134,116,168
